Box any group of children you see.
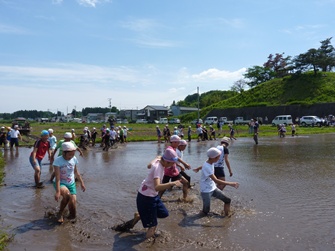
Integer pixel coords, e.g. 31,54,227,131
135,135,239,239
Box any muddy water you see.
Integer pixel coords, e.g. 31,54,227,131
1,134,335,251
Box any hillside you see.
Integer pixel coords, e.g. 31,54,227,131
180,71,335,121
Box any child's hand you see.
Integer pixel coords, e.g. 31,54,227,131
193,168,200,173
81,183,86,192
232,182,239,189
55,192,60,202
174,180,182,187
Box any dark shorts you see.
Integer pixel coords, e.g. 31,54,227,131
162,174,182,183
214,166,225,178
136,192,169,228
10,138,19,147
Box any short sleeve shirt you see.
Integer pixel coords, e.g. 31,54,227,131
138,158,165,197
200,162,217,193
53,155,78,185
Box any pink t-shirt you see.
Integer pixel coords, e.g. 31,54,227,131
164,146,180,177
138,159,165,197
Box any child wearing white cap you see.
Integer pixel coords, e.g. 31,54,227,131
53,142,86,223
200,147,239,216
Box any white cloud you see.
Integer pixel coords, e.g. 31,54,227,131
77,0,111,8
0,23,28,34
191,68,246,81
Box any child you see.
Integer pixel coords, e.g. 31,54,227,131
228,124,237,140
156,126,162,143
200,147,239,216
176,140,192,188
137,148,182,239
158,135,190,201
91,127,97,146
209,125,216,140
54,142,86,223
48,128,57,155
29,130,51,188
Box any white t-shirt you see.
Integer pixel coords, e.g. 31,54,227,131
10,129,20,138
110,130,117,140
138,159,164,197
53,155,78,185
200,161,216,193
48,136,57,150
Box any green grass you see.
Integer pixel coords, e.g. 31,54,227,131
0,152,10,251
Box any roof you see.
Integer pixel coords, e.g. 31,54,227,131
143,105,169,111
179,107,199,111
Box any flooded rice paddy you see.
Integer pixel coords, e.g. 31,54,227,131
1,133,335,251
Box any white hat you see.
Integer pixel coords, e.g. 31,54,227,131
62,142,76,151
48,128,54,133
14,125,19,129
170,135,181,142
221,137,230,146
179,140,188,146
64,132,72,139
207,147,221,158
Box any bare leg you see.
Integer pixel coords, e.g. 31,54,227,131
68,195,77,219
57,187,71,223
224,203,231,216
34,167,41,186
146,226,157,239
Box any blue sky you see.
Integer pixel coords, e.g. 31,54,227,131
1,0,334,114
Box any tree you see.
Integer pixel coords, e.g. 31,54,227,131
318,37,335,72
243,66,274,87
294,48,320,75
263,53,291,77
230,79,247,93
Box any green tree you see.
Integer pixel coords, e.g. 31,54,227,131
318,37,335,72
243,66,274,87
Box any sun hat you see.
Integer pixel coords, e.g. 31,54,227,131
14,125,19,129
71,129,75,132
61,142,76,151
162,148,178,163
207,147,221,159
179,140,188,146
48,128,53,133
41,130,49,136
64,132,72,139
170,135,181,142
221,136,230,146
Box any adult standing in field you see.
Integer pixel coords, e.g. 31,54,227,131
9,125,22,151
253,118,259,144
0,127,7,150
29,130,51,188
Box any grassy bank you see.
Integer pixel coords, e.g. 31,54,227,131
0,151,10,251
3,121,334,146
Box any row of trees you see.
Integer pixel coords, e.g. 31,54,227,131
232,37,335,91
0,107,120,120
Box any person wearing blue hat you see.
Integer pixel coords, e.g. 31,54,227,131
29,130,51,188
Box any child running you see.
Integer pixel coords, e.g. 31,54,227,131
54,142,86,223
200,147,239,216
137,148,182,239
29,130,51,188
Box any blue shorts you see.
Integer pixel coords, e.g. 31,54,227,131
29,155,42,170
10,138,19,147
136,192,168,228
53,182,77,195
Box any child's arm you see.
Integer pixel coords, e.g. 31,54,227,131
153,177,182,191
178,158,190,170
74,165,86,192
209,174,239,188
54,166,61,201
193,166,202,173
224,154,233,177
176,163,185,172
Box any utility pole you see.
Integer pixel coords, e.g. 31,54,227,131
108,98,112,113
197,87,200,121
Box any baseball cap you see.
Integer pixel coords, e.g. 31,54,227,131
207,147,221,158
162,148,178,163
62,142,76,151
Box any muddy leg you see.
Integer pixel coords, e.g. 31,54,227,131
68,194,77,219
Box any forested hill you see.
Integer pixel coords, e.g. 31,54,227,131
179,72,335,120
